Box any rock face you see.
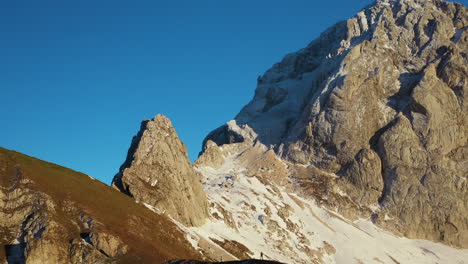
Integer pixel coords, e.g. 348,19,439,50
203,0,468,248
112,114,208,227
194,149,468,264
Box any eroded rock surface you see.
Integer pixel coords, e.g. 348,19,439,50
113,114,208,227
202,0,468,248
0,147,204,264
0,166,109,264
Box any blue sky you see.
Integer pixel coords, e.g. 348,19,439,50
2,0,465,184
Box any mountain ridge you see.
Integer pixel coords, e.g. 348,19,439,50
202,0,467,249
1,0,467,263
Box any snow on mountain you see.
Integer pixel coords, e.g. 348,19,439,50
182,152,468,264
202,0,468,252
116,0,468,262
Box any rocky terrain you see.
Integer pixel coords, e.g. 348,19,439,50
102,0,468,262
112,114,208,227
203,0,468,249
0,147,203,264
189,142,468,263
1,0,468,263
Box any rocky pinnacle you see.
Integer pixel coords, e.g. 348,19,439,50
112,114,208,227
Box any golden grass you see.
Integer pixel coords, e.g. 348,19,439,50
0,147,203,263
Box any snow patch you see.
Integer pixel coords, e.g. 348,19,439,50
192,153,468,264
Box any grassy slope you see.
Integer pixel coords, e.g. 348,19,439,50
0,147,203,263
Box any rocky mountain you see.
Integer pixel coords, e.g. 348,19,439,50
0,147,203,264
3,0,468,263
191,147,468,263
110,0,468,263
112,114,208,227
203,0,468,249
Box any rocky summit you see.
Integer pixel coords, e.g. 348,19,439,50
112,114,208,227
204,0,468,249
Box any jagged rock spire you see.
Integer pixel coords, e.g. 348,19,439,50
113,114,208,227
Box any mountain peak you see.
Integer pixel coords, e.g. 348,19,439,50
202,0,467,248
112,114,208,227
152,113,173,127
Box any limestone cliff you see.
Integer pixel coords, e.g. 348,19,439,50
202,0,468,248
112,114,208,227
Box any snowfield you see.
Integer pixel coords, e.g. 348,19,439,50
175,154,468,264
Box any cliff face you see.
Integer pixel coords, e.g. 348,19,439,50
112,114,208,227
203,0,468,248
0,147,202,264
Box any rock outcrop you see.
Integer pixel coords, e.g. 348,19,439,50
202,0,468,248
0,147,203,264
112,114,208,227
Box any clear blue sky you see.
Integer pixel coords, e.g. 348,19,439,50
2,0,464,184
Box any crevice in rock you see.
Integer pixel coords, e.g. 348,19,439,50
392,1,412,27
80,232,92,245
33,227,45,239
388,72,423,112
423,19,437,40
336,161,353,178
412,16,427,49
368,119,399,206
420,174,428,186
405,99,429,123
391,1,403,21
5,243,26,264
97,249,110,258
369,118,398,152
321,142,338,157
6,211,36,264
378,167,396,206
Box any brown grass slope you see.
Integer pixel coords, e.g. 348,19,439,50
0,147,204,263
